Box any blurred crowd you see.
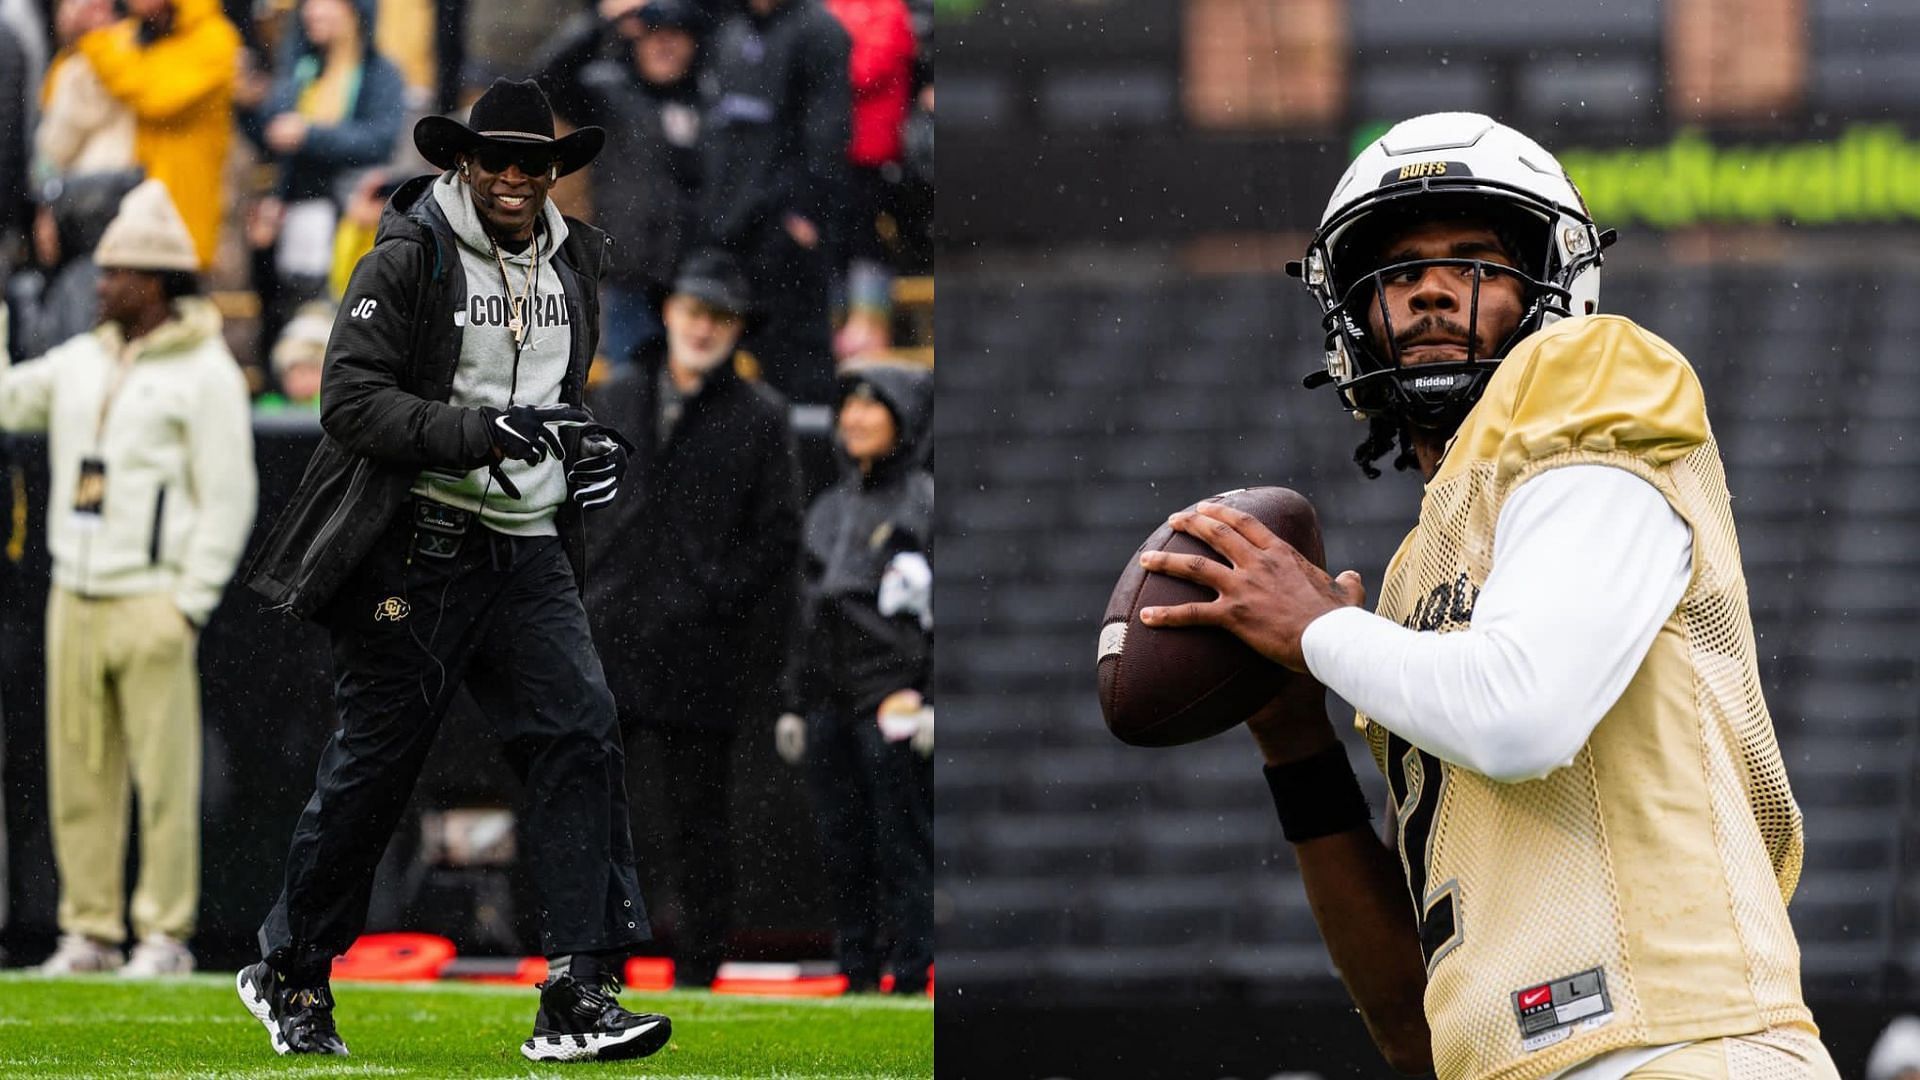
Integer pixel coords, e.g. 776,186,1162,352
0,0,935,994
0,0,934,405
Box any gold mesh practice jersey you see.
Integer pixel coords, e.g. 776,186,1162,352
1356,315,1813,1080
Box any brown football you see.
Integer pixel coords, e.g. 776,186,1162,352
1097,486,1324,747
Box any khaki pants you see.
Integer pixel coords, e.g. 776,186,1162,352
1624,1026,1840,1079
45,588,200,944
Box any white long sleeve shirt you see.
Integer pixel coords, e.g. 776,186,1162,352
1301,464,1696,1080
1303,464,1693,784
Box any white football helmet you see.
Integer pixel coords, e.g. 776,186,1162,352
1293,112,1613,429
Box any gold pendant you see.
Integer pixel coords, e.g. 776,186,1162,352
509,315,524,344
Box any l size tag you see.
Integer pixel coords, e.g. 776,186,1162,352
1512,967,1613,1052
71,457,107,531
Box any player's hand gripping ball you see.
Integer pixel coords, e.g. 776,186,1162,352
1098,487,1324,747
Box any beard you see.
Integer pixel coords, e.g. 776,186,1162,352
1390,314,1485,360
670,339,733,375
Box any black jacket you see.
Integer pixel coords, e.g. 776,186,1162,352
789,362,932,717
584,346,801,729
697,0,850,249
244,173,608,620
536,15,702,294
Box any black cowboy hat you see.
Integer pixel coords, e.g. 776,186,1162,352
414,78,605,178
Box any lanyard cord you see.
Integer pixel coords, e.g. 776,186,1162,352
476,220,538,517
80,328,149,601
95,331,149,445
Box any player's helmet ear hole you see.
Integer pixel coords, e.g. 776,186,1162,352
1586,300,1597,314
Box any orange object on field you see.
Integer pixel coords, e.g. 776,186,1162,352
624,956,675,991
713,973,851,997
880,966,935,997
330,932,457,982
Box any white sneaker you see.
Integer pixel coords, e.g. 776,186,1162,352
120,934,195,978
37,933,123,975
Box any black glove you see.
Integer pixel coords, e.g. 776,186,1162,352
486,460,523,501
568,424,635,510
485,403,594,465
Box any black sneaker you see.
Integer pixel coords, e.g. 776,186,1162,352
520,973,671,1063
236,961,350,1056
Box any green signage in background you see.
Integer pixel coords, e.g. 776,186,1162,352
1559,124,1920,228
1346,122,1920,228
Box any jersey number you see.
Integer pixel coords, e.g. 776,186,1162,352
1386,733,1463,971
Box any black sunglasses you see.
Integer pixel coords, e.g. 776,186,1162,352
472,144,558,177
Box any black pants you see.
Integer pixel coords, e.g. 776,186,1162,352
804,703,933,990
631,725,734,985
259,508,650,973
741,223,835,406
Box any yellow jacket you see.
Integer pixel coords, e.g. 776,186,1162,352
329,217,377,301
77,0,240,268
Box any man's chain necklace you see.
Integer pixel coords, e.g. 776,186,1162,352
489,231,539,348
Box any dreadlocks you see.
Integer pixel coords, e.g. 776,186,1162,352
1354,412,1420,479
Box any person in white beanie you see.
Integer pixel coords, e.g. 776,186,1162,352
265,300,332,408
0,177,256,978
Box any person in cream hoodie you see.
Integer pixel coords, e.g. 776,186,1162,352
0,178,255,978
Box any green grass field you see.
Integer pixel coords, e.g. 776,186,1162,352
0,972,932,1078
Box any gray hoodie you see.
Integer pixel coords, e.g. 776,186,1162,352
412,170,575,535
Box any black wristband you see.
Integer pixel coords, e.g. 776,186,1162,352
1264,743,1372,844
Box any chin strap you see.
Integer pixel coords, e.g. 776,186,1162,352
1382,362,1498,431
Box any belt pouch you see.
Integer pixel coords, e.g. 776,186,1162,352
412,498,471,560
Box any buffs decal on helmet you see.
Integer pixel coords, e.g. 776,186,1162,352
1290,113,1615,434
